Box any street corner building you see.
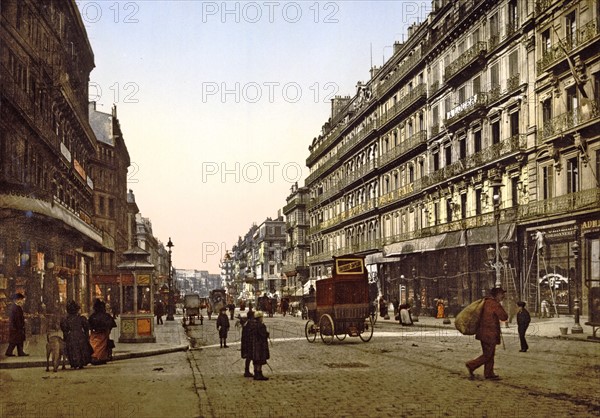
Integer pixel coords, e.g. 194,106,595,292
0,1,172,342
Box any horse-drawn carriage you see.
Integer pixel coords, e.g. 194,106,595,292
304,254,374,344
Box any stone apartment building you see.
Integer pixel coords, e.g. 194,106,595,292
0,0,114,319
282,182,310,296
87,102,132,313
305,0,599,317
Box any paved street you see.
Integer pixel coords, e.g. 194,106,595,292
2,313,598,418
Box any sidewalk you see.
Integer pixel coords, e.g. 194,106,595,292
376,313,599,342
0,315,189,369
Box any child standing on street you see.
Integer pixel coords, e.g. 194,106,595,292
517,301,531,352
216,307,230,348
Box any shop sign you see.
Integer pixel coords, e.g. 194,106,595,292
582,219,600,234
529,225,576,242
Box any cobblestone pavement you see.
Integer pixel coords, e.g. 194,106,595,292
1,315,598,418
188,315,600,418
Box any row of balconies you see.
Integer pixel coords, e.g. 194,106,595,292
308,134,527,233
537,20,599,74
307,187,600,264
377,50,423,98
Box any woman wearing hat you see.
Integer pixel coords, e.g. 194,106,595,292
4,293,27,357
60,300,92,369
465,287,508,380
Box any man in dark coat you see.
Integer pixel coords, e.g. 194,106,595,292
465,287,508,379
240,310,255,377
216,307,230,348
252,311,270,381
5,293,28,357
516,301,531,352
155,300,165,325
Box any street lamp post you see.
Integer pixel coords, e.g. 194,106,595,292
443,262,451,324
571,241,583,333
166,237,175,321
412,266,419,322
488,173,505,288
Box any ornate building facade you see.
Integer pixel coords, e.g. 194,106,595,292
305,0,599,317
282,182,310,296
0,0,113,318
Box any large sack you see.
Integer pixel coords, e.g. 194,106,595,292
455,298,486,335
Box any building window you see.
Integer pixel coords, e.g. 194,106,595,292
474,130,482,153
473,75,481,94
541,29,551,54
445,145,452,166
566,86,578,122
475,189,482,215
566,11,577,47
446,199,453,222
433,151,440,171
510,111,520,137
542,165,554,199
491,121,500,144
459,136,466,160
508,0,518,28
108,198,115,218
434,202,440,225
490,13,499,38
460,193,467,219
490,63,500,90
566,156,579,193
542,98,552,124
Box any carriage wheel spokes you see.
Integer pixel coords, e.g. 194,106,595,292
359,317,374,342
305,319,317,343
319,314,335,345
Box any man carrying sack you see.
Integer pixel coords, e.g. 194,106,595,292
465,287,508,380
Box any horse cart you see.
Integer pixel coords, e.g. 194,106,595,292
304,254,374,344
183,294,203,325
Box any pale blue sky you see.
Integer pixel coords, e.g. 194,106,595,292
79,1,431,272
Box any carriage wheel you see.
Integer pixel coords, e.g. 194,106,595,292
304,320,317,343
319,314,335,345
359,317,374,342
335,332,347,341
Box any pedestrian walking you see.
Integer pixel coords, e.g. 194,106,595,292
4,293,28,357
216,307,230,348
60,300,92,369
240,310,255,377
155,300,165,325
228,302,236,320
88,299,117,365
465,287,508,380
516,301,531,352
252,311,270,381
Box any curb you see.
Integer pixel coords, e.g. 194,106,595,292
0,345,189,370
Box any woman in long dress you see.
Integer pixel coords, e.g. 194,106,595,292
88,299,117,364
60,300,92,369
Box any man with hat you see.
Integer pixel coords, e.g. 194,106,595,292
5,293,28,357
465,287,508,379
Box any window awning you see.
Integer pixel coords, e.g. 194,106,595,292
383,223,516,257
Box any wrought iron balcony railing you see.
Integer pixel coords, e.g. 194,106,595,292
444,42,487,83
539,104,600,142
537,20,599,73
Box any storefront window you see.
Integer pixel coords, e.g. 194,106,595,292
137,286,151,313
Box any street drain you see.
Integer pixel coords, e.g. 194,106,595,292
324,362,369,369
